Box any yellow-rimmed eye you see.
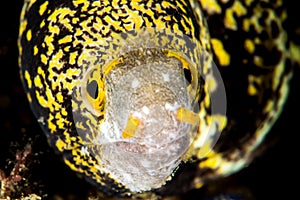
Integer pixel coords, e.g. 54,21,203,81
165,50,199,102
83,77,105,115
86,80,98,99
183,68,192,85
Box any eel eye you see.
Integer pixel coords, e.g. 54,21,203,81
183,68,192,85
87,80,98,99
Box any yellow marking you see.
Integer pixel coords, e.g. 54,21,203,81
24,70,32,88
211,38,230,66
272,60,285,91
72,17,79,24
242,19,250,32
199,0,221,14
214,114,227,131
48,49,64,75
34,76,43,88
64,46,70,52
123,21,134,30
27,0,38,11
17,45,22,66
204,91,211,109
172,23,180,34
72,98,79,111
161,1,171,9
197,141,213,158
224,2,246,30
89,80,105,111
78,17,110,46
39,1,48,16
206,74,217,93
248,74,263,96
87,7,98,15
176,107,200,125
290,42,300,66
112,0,119,8
92,16,103,31
69,51,78,65
82,34,97,46
254,56,263,67
48,24,60,35
122,115,140,139
103,15,122,30
244,39,255,53
41,54,48,64
56,92,64,103
122,7,143,29
155,2,163,13
176,1,187,14
199,151,222,169
26,92,32,103
243,15,263,33
61,18,73,31
33,45,38,55
56,112,65,129
64,159,80,172
86,117,100,137
56,139,66,152
74,26,83,40
73,0,86,7
35,90,48,108
47,113,57,133
180,17,191,35
103,58,121,75
248,84,257,95
254,37,261,45
195,182,204,189
50,68,81,92
47,8,76,24
58,35,72,44
37,66,45,78
47,10,59,22
99,5,112,15
73,0,89,11
224,9,236,30
76,122,87,131
244,0,254,6
130,1,144,12
40,20,45,28
44,34,54,48
26,29,32,41
164,15,171,21
19,20,27,37
232,1,247,16
166,50,199,99
61,108,68,116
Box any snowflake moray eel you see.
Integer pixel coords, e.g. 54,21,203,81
18,0,299,198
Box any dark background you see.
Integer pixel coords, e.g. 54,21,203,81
0,1,299,199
